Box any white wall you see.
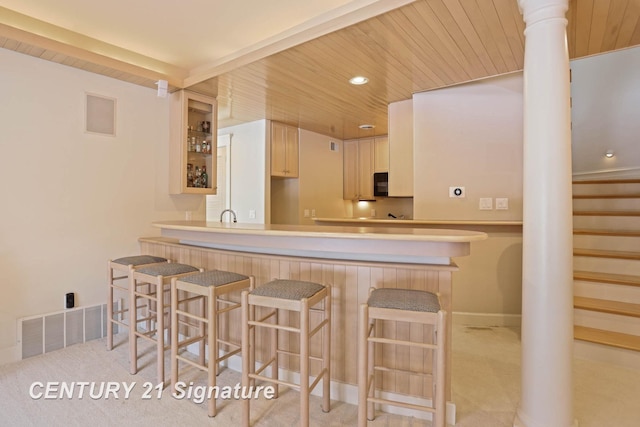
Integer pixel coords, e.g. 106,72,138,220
217,120,267,223
0,49,199,363
412,73,524,318
413,72,524,221
571,46,640,176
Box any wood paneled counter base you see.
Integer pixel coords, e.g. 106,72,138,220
144,221,487,423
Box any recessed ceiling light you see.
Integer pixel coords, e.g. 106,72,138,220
605,150,614,158
349,76,369,85
359,124,375,129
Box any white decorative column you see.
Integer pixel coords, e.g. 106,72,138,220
516,1,575,427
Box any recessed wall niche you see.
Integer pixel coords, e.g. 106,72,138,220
85,93,116,136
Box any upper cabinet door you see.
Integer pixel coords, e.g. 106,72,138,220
169,90,218,195
343,139,359,200
271,121,299,178
357,138,375,200
374,136,389,173
388,99,413,197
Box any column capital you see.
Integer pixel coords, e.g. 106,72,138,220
518,0,568,28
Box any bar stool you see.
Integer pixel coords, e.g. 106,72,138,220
170,270,254,417
107,255,168,351
241,279,331,427
358,288,446,427
129,262,202,386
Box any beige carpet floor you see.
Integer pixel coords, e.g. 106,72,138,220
0,324,639,426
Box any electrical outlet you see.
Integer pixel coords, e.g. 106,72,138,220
449,186,465,198
371,209,376,217
311,209,316,217
65,292,75,309
303,209,310,218
249,209,256,219
496,198,509,210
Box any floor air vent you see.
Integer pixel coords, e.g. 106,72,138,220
19,303,116,359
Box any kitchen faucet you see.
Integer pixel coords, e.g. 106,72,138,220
219,209,237,223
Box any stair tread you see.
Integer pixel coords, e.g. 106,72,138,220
574,228,640,237
574,270,640,287
574,325,640,352
573,193,640,199
573,210,640,216
574,296,640,317
573,248,640,260
573,179,640,184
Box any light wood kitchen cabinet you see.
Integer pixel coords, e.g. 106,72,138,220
374,136,389,172
343,138,375,200
169,90,217,195
388,99,413,197
271,121,299,177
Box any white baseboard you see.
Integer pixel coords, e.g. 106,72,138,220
452,312,521,327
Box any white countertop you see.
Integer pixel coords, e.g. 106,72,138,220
313,217,523,226
152,220,487,265
153,220,488,242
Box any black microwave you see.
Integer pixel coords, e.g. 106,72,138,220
373,172,388,197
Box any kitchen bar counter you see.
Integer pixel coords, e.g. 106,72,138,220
146,220,488,423
153,220,487,265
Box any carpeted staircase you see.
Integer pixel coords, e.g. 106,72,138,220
572,178,640,361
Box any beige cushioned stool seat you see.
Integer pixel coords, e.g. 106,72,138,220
250,279,325,300
180,270,249,287
135,263,199,276
112,255,167,266
367,288,440,312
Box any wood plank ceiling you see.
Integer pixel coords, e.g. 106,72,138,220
2,0,640,140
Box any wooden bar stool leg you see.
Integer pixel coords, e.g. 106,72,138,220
170,278,179,391
322,290,331,412
213,289,220,377
300,298,310,427
272,308,279,398
199,293,206,367
129,268,138,375
367,316,375,421
434,311,446,427
146,282,153,333
357,303,368,427
155,276,165,386
107,263,115,351
241,290,251,427
249,295,256,388
208,286,217,417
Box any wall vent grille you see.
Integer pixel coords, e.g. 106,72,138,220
18,302,118,360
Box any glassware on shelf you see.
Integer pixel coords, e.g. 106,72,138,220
201,166,208,188
187,163,194,187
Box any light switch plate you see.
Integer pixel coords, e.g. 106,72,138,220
479,198,493,210
496,198,509,210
